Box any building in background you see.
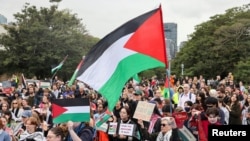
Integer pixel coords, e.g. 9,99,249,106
0,14,7,24
179,41,187,52
164,23,177,59
0,14,7,50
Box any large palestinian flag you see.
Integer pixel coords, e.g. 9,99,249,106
52,98,90,124
77,6,168,110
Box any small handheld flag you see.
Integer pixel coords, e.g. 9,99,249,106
51,98,90,124
51,55,68,74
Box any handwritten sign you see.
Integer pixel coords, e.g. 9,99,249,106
133,101,155,121
118,123,134,136
108,122,117,135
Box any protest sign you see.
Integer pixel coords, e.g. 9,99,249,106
133,101,155,121
108,122,118,135
118,123,134,136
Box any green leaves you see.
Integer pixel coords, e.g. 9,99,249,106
0,2,98,79
171,4,250,82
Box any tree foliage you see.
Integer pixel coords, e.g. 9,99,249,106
0,3,98,80
171,4,250,83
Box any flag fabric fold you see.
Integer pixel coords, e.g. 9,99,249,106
77,6,167,110
51,98,90,124
51,55,68,74
68,56,85,86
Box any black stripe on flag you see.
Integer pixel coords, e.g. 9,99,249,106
77,8,159,77
52,98,89,107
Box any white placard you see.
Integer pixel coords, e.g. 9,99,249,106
118,123,134,136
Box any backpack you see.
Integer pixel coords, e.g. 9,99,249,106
180,93,192,100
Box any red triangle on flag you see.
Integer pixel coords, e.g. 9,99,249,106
52,103,68,118
124,8,167,66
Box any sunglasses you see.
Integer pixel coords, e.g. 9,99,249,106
13,103,17,104
161,124,167,127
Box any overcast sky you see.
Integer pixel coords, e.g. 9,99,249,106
0,0,248,45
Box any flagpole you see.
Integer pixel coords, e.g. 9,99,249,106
68,56,85,87
51,68,59,85
166,67,172,115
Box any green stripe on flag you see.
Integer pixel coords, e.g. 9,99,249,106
99,53,165,110
96,114,111,127
53,113,90,124
164,88,170,99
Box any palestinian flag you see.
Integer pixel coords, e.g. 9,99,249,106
68,56,85,86
77,6,168,110
52,98,90,124
51,55,68,74
164,76,170,99
163,75,174,99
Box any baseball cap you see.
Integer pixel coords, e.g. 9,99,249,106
22,110,32,118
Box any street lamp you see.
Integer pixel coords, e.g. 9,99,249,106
181,63,184,76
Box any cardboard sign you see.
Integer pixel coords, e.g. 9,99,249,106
118,123,134,136
133,101,155,121
108,122,118,135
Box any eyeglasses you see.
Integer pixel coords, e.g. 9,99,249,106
13,103,17,104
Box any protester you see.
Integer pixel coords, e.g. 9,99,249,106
138,117,181,141
46,127,65,141
226,93,242,125
66,119,95,141
113,106,140,141
0,114,11,141
19,116,44,141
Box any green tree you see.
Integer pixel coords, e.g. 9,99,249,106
0,3,98,80
171,4,250,82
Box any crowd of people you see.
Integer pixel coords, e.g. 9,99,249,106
0,72,249,141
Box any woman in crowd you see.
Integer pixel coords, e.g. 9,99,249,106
226,93,242,125
242,94,250,125
2,110,16,129
113,106,140,141
19,116,44,141
138,117,181,141
1,116,16,141
10,99,24,122
0,118,11,141
46,127,64,141
0,103,10,116
195,91,206,109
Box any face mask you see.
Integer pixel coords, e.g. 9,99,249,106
184,107,190,112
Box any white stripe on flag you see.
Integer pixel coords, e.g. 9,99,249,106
64,106,90,114
77,33,136,90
